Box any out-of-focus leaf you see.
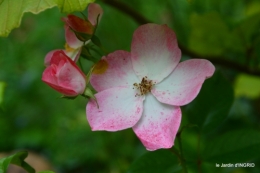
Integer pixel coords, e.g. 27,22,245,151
95,2,138,52
234,13,260,48
246,1,260,16
185,71,234,132
202,129,260,163
168,0,191,46
127,150,181,173
0,0,94,37
235,74,260,99
0,82,5,106
0,151,35,173
38,171,56,173
189,12,229,56
54,0,95,13
188,12,243,56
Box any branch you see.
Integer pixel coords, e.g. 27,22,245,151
180,46,260,76
102,0,151,24
102,0,260,77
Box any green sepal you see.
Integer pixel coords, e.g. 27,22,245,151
73,30,93,42
0,151,35,173
91,35,102,48
82,87,99,108
81,46,93,60
80,12,88,21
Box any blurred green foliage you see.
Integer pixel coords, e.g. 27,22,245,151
0,151,35,173
0,0,95,37
0,82,5,107
0,0,260,173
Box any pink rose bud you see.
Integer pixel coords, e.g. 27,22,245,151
42,50,86,97
63,14,94,41
62,3,103,42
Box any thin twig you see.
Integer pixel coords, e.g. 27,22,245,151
176,132,188,173
102,0,151,24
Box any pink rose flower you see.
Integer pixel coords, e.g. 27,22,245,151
42,50,86,97
44,3,103,66
86,24,215,150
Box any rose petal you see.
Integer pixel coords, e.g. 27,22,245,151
131,24,181,83
42,65,58,85
51,51,86,77
42,80,78,96
44,49,61,66
65,24,83,49
86,87,144,131
88,3,103,26
64,47,82,62
91,50,140,92
152,59,215,106
63,15,94,34
133,94,181,151
42,66,78,96
57,60,86,95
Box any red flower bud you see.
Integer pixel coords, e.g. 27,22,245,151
42,50,86,96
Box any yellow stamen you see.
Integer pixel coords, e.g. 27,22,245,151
133,76,154,96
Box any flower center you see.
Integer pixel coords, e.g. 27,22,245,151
133,76,155,96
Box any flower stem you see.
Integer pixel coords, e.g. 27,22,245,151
197,133,202,173
176,132,188,173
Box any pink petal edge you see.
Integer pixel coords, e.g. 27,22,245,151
88,3,103,26
133,94,182,151
152,59,215,106
131,23,181,83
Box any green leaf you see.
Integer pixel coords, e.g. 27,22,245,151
185,71,234,132
188,12,237,56
54,0,95,13
0,151,35,173
189,12,228,56
239,13,260,45
127,150,182,173
202,129,260,163
0,82,5,106
235,74,260,99
0,0,95,37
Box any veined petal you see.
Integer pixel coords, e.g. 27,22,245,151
131,24,181,83
152,59,215,106
91,50,140,92
86,87,144,131
88,3,103,26
133,94,181,151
